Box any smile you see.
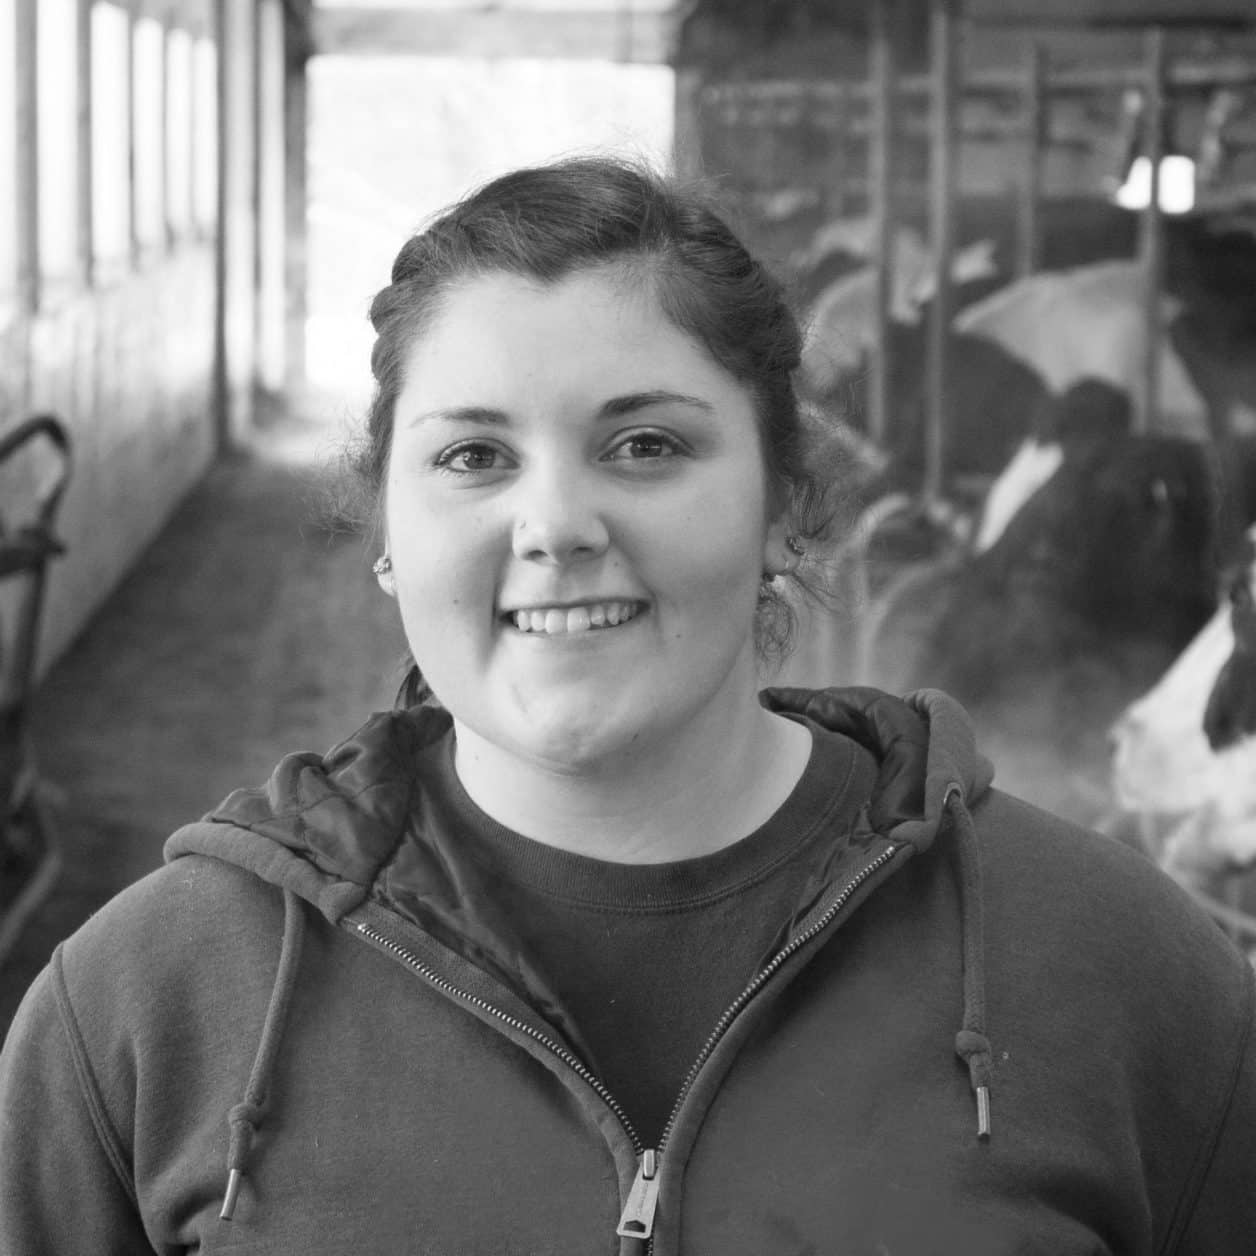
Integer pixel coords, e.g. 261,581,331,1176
508,601,646,635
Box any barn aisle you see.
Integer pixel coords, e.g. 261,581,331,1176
0,410,406,1033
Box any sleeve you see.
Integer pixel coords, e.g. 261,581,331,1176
1172,957,1256,1255
0,952,155,1256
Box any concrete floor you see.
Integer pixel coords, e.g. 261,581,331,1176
0,413,406,1032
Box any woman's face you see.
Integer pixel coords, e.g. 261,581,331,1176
383,266,790,771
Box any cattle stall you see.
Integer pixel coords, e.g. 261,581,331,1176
686,3,1256,931
0,0,296,680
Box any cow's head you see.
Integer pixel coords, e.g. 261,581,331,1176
1203,527,1256,751
979,427,1213,637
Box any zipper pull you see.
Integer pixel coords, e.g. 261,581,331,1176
616,1148,660,1240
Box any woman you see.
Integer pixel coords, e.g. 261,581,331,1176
2,157,1253,1254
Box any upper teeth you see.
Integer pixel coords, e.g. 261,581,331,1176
512,602,642,634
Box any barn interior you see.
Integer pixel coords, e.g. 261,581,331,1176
3,0,1256,1027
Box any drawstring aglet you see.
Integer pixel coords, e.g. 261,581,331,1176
976,1085,991,1140
220,1168,244,1220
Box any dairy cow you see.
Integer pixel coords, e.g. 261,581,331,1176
954,260,1213,442
1203,529,1256,752
867,426,1256,725
1109,526,1256,898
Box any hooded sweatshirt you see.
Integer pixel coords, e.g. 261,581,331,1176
1,686,1253,1255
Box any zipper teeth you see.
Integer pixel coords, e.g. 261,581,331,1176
354,920,643,1152
655,843,898,1152
356,840,898,1194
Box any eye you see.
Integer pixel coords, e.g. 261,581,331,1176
433,440,514,475
604,430,685,462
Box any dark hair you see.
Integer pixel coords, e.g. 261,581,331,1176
347,155,855,705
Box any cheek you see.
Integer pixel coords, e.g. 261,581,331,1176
648,507,768,621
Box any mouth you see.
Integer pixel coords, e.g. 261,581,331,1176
504,600,648,636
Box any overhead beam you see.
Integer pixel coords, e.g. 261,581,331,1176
312,6,679,63
964,0,1254,27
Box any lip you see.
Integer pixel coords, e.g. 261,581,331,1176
498,597,649,618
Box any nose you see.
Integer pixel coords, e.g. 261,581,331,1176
510,471,610,565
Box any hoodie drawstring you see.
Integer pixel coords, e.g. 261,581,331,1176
220,888,307,1220
946,785,994,1141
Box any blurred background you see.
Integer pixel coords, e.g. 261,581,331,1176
3,0,1256,1029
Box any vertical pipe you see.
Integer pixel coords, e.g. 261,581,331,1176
1017,39,1044,280
925,0,959,504
283,5,309,394
1138,26,1167,437
212,0,229,448
251,0,265,391
831,81,847,219
868,0,896,448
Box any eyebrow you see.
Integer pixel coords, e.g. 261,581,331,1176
407,391,716,428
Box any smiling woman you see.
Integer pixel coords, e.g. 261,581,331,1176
3,157,1256,1255
379,267,811,855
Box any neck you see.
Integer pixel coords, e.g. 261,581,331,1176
451,693,813,864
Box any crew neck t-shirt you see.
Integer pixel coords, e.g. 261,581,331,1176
406,717,878,1149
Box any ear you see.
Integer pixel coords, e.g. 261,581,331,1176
762,512,801,578
373,551,397,598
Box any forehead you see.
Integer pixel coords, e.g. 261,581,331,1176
397,267,741,403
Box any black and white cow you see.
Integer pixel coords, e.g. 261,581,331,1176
1204,529,1256,753
865,420,1256,718
1109,526,1256,898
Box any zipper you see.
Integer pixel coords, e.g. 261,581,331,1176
630,841,899,1252
353,840,898,1253
352,918,645,1153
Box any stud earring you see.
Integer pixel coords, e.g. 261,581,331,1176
785,535,806,557
373,553,396,595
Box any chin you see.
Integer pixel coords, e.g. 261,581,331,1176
494,691,653,773
508,716,631,774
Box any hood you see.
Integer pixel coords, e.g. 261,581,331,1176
164,685,997,1220
167,685,993,909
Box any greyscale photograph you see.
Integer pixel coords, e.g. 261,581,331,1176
1,1,1254,1251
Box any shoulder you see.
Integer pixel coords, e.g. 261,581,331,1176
45,855,298,1079
974,788,1245,970
970,786,1253,1063
968,789,1256,1243
60,854,286,992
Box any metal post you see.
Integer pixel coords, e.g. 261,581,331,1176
869,0,897,449
283,6,310,394
925,0,959,505
831,81,848,218
1138,26,1167,437
1017,39,1044,279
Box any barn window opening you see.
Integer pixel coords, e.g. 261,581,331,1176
192,37,218,233
91,2,131,273
132,17,165,252
165,28,194,237
36,0,80,286
305,53,674,411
